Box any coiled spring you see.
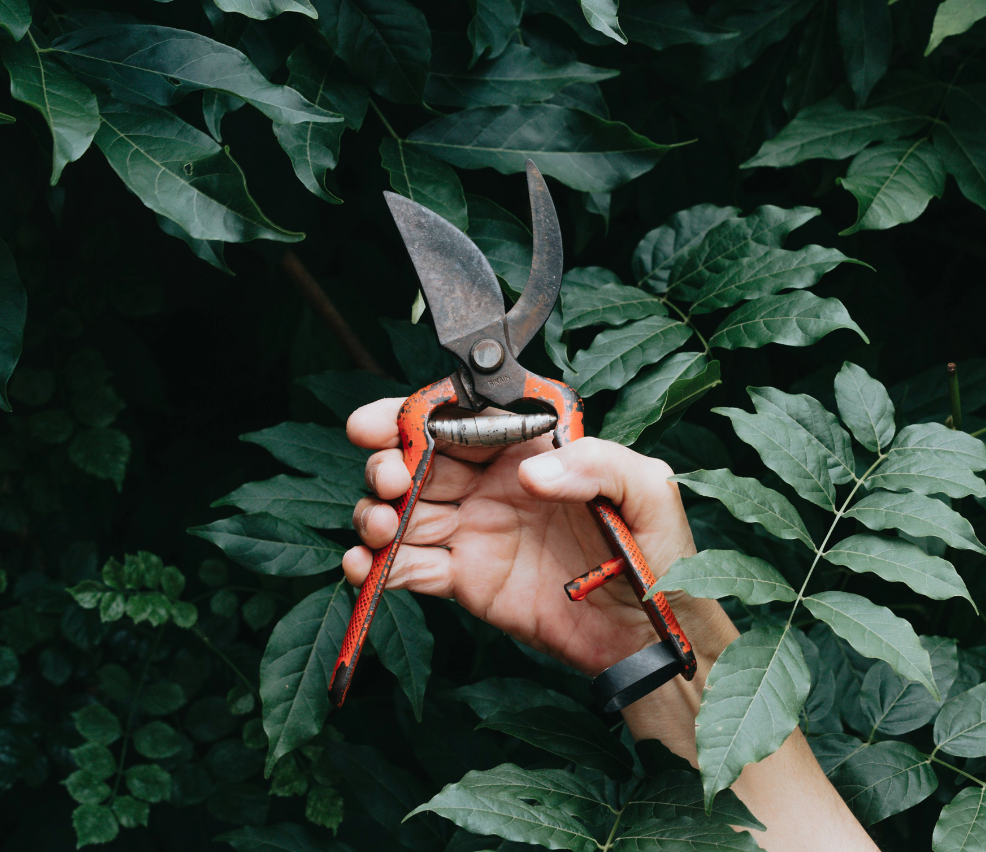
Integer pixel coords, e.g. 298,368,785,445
427,413,557,447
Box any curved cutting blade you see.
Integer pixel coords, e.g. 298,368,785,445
504,161,563,358
384,192,504,353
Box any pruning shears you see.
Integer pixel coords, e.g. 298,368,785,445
328,161,697,713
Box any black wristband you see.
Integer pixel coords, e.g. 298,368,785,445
590,640,683,713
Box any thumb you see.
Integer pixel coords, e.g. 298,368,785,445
517,438,695,566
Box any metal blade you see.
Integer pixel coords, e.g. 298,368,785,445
504,161,563,358
384,192,504,350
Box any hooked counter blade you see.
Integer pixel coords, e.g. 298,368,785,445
384,192,505,350
504,161,563,358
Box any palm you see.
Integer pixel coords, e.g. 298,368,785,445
417,437,656,675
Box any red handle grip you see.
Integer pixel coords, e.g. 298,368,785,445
328,377,458,708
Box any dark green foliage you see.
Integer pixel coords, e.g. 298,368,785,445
2,0,986,849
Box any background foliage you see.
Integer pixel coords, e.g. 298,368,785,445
2,0,986,849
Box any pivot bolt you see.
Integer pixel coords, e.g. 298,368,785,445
470,338,504,373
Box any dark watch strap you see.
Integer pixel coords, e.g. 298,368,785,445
590,641,683,713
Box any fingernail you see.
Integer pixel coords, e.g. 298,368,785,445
524,454,566,483
355,504,375,532
364,462,377,491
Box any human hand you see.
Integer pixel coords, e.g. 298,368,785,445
341,399,736,681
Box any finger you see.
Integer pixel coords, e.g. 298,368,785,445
517,438,694,570
347,398,405,449
342,544,455,598
352,497,458,548
365,447,484,503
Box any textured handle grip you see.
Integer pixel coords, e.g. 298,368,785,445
328,377,457,708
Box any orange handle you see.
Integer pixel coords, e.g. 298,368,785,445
328,377,458,708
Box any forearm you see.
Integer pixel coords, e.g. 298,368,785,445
621,598,879,852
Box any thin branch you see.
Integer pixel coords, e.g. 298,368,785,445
368,97,400,140
947,362,963,431
279,250,387,376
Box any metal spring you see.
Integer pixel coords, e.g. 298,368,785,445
427,413,557,446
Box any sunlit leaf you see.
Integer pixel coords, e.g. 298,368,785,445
834,362,895,453
645,549,796,604
845,492,986,554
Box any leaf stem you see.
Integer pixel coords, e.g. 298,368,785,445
368,97,400,141
924,752,986,788
947,362,963,431
597,780,639,851
193,626,260,697
658,295,711,356
785,453,887,629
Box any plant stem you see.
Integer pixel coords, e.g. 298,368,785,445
111,626,165,797
971,426,986,438
924,752,986,788
658,295,711,356
193,627,260,697
597,780,639,850
368,97,400,140
947,362,963,430
785,453,887,629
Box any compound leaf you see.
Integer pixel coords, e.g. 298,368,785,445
645,549,796,605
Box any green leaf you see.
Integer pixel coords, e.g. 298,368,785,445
935,683,986,757
886,423,986,471
406,763,603,852
125,764,172,803
834,362,895,453
621,0,738,50
3,36,99,185
68,427,130,490
273,47,355,205
409,104,672,193
933,786,986,852
645,549,796,605
867,455,986,500
156,215,233,275
861,636,958,736
612,819,764,851
749,386,855,485
742,99,926,168
71,744,116,780
926,0,986,54
838,140,946,234
133,721,185,759
688,245,857,316
312,0,431,104
633,203,739,293
300,370,411,421
479,706,634,780
426,43,617,108
836,0,891,106
465,194,532,295
215,474,364,529
379,318,457,387
844,491,986,554
695,625,810,806
444,677,584,719
824,534,973,605
0,645,18,686
699,0,815,82
64,770,112,804
53,26,340,125
709,292,867,350
242,422,370,482
580,0,627,44
672,468,814,548
0,0,30,40
74,704,122,745
668,205,818,301
467,0,523,63
560,267,667,329
622,770,765,830
828,741,936,825
72,804,119,847
380,138,468,232
599,352,719,445
803,591,938,699
213,0,318,20
562,316,692,397
714,407,837,510
0,239,26,413
260,582,351,772
218,823,341,852
96,99,301,244
189,513,345,575
367,589,433,722
933,123,986,212
112,796,150,829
